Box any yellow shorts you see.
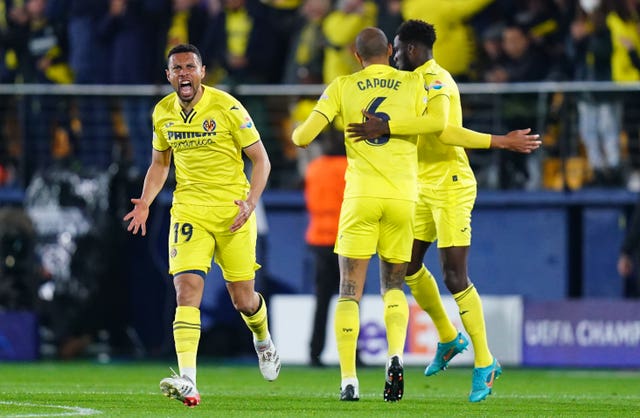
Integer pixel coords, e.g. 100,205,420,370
335,197,415,262
168,203,260,281
414,185,476,248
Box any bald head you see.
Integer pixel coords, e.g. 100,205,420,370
355,27,390,61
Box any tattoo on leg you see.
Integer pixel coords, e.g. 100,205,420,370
339,258,364,298
382,263,407,291
340,279,358,297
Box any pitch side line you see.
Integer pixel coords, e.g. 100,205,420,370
0,401,102,417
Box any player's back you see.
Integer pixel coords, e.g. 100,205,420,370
314,64,426,201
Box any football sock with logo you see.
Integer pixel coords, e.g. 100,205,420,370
334,298,360,380
241,293,269,342
383,288,409,358
405,265,458,343
453,284,493,367
174,306,201,384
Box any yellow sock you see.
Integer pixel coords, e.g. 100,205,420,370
383,288,409,358
334,298,359,380
453,284,493,367
174,306,201,383
240,293,269,342
405,265,458,343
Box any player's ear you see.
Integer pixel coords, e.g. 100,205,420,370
354,52,365,69
165,69,170,82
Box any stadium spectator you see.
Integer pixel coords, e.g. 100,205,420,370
321,0,377,84
123,44,280,408
204,0,280,84
280,0,331,187
283,0,330,85
607,0,640,191
0,0,21,83
514,0,574,76
570,0,623,187
5,0,76,181
477,23,506,82
256,0,302,84
203,0,283,189
95,0,168,172
346,19,540,403
304,134,347,368
293,27,426,402
400,0,495,82
376,0,402,42
491,23,550,189
618,194,640,297
46,0,115,172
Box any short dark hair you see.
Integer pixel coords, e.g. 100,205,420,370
396,20,437,49
167,43,202,65
355,27,389,60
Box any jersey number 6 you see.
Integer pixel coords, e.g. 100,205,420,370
365,97,390,146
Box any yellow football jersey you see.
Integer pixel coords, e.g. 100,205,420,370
152,85,260,206
415,59,476,189
313,64,427,201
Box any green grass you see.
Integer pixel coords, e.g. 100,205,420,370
0,361,638,417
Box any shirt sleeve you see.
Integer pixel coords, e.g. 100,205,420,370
227,99,261,147
151,110,169,151
388,94,448,136
292,110,330,147
439,125,491,148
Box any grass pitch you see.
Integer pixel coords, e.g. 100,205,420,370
0,360,638,417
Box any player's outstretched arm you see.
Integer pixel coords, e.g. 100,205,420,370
292,110,330,148
439,125,541,153
123,149,171,236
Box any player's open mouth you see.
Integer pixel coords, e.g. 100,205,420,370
179,81,193,96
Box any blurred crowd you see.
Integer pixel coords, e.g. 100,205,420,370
1,0,640,190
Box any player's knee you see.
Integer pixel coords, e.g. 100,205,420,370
406,260,421,276
442,269,469,294
230,295,258,316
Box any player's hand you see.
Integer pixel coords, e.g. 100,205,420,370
123,198,150,236
618,253,633,277
231,199,254,232
346,110,390,142
494,128,542,153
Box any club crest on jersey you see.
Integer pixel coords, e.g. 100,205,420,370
240,117,253,129
202,119,216,132
428,80,444,90
170,247,177,258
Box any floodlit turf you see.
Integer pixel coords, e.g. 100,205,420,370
0,361,639,417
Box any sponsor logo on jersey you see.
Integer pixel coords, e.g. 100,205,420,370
428,80,444,90
240,117,253,129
